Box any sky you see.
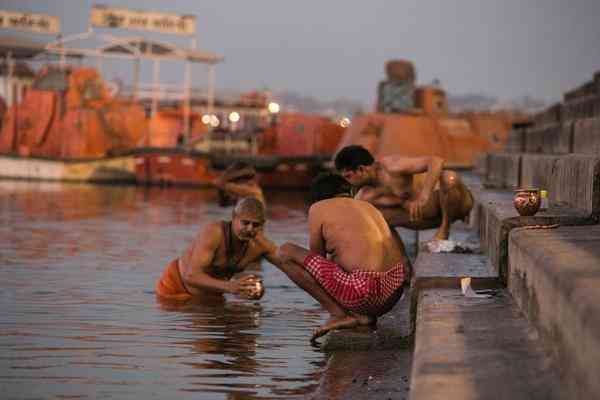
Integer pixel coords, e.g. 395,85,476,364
2,0,600,105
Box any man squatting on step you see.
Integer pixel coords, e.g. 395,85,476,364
334,145,474,241
155,197,278,302
276,173,412,343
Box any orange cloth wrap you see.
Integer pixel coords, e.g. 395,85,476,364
155,259,192,301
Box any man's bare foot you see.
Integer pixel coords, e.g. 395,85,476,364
433,228,449,241
310,314,375,345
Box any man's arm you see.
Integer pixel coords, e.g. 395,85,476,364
382,156,444,220
355,186,404,207
381,155,444,196
308,205,326,257
182,223,255,296
254,230,282,267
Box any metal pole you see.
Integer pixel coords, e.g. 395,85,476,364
183,38,197,145
152,59,160,117
207,64,215,115
4,53,10,105
132,58,140,100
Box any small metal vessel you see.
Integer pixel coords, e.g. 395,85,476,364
513,188,541,216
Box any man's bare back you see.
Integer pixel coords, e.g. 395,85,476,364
309,197,405,272
275,173,411,342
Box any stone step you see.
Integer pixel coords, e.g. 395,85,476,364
508,225,600,398
321,285,412,352
475,188,591,283
463,153,600,283
410,288,564,400
414,252,499,291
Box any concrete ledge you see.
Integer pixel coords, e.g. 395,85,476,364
562,95,600,121
485,152,521,189
520,154,561,191
414,253,499,291
503,129,525,153
476,189,591,282
573,117,600,155
551,154,600,216
321,286,412,351
524,123,571,154
508,225,600,399
410,288,563,400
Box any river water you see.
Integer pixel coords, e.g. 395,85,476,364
0,181,331,399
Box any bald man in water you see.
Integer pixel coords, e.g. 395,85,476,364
334,145,473,240
155,197,279,302
276,173,411,343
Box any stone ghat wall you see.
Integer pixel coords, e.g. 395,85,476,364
504,69,600,156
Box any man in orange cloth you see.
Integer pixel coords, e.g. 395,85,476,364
276,173,410,343
214,162,266,207
334,145,473,241
155,197,279,302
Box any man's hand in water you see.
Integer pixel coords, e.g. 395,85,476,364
229,275,261,299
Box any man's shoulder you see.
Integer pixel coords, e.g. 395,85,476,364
198,221,225,241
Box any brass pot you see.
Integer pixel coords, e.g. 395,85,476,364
247,278,265,300
513,188,541,216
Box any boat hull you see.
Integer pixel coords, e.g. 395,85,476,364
0,154,136,183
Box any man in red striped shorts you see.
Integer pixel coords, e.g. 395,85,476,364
276,172,412,343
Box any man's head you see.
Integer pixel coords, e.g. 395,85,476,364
334,145,376,187
310,172,352,205
232,197,266,240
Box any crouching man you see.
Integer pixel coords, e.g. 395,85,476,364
276,173,411,343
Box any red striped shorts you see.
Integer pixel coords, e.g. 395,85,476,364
303,253,405,316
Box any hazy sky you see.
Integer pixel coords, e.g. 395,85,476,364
2,0,600,104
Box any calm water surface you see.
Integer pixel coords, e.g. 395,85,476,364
0,181,329,399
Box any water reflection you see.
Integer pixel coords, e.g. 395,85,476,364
0,180,325,399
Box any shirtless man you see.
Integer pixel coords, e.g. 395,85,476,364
214,162,265,207
155,197,278,302
334,145,473,240
276,173,411,343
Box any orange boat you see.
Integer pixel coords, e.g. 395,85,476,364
337,59,520,168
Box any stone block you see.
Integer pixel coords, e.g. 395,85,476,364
485,152,521,189
520,154,561,191
503,128,525,153
551,154,600,216
414,252,499,290
508,226,600,399
563,95,600,121
474,189,590,282
411,288,563,400
321,286,412,351
573,117,600,155
524,123,570,154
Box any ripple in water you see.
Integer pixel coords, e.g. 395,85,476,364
0,181,327,399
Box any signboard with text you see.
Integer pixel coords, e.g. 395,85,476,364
90,5,196,36
0,10,61,34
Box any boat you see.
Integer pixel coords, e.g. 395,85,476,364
337,59,525,168
0,31,346,189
